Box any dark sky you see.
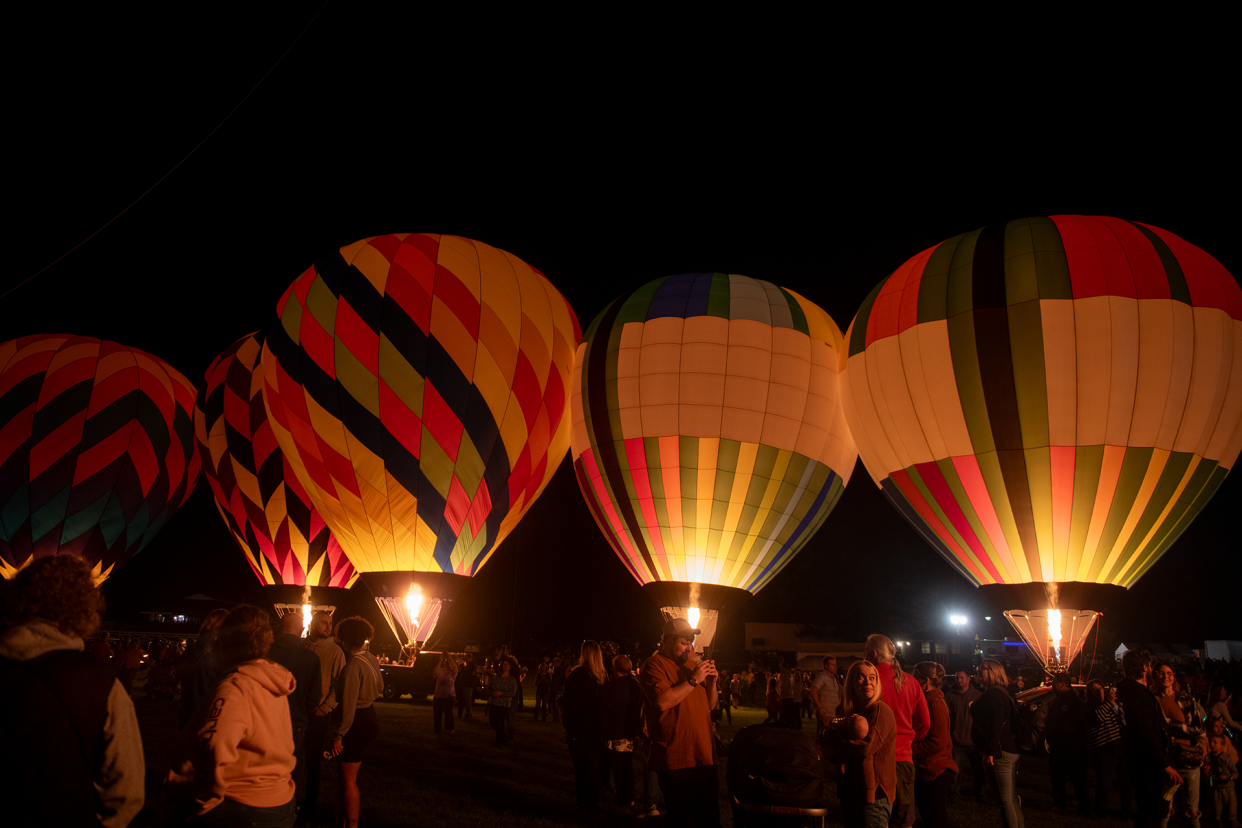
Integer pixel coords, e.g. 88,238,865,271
6,7,1238,655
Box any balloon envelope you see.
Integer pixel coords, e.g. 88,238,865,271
194,332,357,589
840,216,1242,595
570,273,858,598
0,335,200,581
260,234,580,585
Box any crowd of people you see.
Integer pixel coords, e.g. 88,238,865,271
818,642,1242,828
4,556,1241,828
1,556,385,827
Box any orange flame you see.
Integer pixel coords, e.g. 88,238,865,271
1048,609,1062,665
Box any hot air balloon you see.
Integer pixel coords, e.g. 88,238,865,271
570,273,858,651
194,333,358,626
1,335,200,582
840,216,1242,670
261,234,580,648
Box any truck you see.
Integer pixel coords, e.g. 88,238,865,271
378,652,491,702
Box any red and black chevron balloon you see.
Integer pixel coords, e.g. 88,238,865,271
0,335,201,582
194,332,356,588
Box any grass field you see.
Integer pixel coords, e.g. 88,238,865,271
129,686,1143,827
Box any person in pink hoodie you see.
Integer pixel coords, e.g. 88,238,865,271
865,634,930,828
162,605,297,827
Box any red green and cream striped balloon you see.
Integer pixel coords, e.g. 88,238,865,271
840,216,1241,590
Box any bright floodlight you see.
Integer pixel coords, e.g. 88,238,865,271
950,614,967,625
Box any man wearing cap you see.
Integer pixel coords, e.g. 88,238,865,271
640,617,720,827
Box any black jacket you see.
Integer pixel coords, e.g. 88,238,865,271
562,666,605,746
970,686,1018,758
1117,677,1169,775
1045,688,1087,753
269,632,323,731
599,673,642,742
1,649,115,826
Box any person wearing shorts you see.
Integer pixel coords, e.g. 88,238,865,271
330,617,383,828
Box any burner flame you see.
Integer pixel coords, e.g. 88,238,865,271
1048,609,1062,665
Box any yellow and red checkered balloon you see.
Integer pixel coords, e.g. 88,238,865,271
261,235,580,578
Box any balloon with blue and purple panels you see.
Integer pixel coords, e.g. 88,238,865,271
570,273,859,646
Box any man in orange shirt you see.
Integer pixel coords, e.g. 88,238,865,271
640,617,720,827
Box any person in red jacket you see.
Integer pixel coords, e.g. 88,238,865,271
911,662,957,828
865,634,930,828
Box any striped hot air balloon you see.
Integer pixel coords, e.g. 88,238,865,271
194,332,358,612
570,273,858,649
261,234,580,647
840,216,1242,668
0,335,200,582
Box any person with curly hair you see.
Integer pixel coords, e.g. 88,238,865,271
162,604,296,826
329,616,383,828
0,555,145,827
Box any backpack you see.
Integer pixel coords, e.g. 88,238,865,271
726,722,823,808
1008,692,1040,754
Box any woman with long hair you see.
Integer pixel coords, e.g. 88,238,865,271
1152,662,1207,828
1208,683,1242,736
828,659,897,828
910,661,956,828
863,634,929,828
176,608,230,728
971,659,1024,828
562,640,608,809
432,652,458,735
164,605,296,827
329,616,383,828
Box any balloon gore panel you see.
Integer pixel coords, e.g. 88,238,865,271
0,335,200,581
194,332,356,588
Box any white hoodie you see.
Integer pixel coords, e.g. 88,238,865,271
165,658,296,815
0,620,145,828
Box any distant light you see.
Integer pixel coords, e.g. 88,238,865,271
985,616,992,621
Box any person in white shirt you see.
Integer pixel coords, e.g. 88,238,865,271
811,656,841,726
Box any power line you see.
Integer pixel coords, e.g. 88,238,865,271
1,0,331,301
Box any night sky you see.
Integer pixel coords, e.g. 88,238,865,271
6,7,1238,656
